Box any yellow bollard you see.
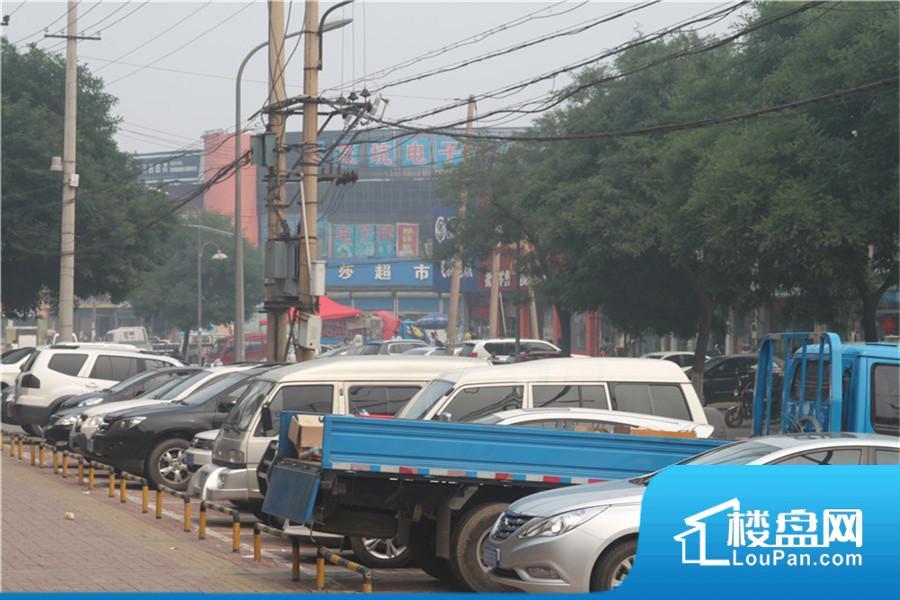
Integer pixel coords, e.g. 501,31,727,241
30,443,36,466
39,445,45,468
78,461,84,485
8,437,14,457
62,452,69,478
292,539,301,582
52,449,59,474
253,529,261,562
155,489,163,519
232,521,241,553
198,503,207,540
119,476,127,503
88,465,95,490
315,554,325,589
362,580,373,593
108,471,116,498
183,498,191,532
141,484,149,514
17,437,24,460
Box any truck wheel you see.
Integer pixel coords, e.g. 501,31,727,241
409,519,457,585
350,536,413,568
448,502,507,592
146,438,191,491
590,538,637,591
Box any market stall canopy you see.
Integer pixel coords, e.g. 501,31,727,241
374,311,401,339
416,313,449,330
288,297,363,322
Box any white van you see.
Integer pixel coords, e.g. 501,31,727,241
188,356,485,506
397,357,709,424
12,343,182,434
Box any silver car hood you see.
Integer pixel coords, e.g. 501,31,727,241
510,479,646,518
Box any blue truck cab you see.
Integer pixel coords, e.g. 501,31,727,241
752,332,899,436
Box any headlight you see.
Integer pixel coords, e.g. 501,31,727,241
78,397,104,407
55,415,79,426
83,416,102,429
227,449,245,464
112,416,147,431
518,506,608,538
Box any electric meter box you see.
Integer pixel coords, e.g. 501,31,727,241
297,315,322,350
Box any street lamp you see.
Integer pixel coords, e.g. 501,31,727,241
232,5,352,361
196,241,228,365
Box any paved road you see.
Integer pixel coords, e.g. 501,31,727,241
0,448,446,593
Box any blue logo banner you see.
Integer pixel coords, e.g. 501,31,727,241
628,466,900,597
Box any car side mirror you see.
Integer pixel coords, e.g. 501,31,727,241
261,405,274,434
217,398,237,412
438,412,452,422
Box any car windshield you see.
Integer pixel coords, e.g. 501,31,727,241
631,440,781,485
222,379,276,432
2,347,33,364
151,370,211,400
358,344,382,355
176,372,250,406
398,379,455,419
108,370,157,393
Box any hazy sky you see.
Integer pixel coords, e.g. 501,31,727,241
3,1,743,154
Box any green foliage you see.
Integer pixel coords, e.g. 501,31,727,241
129,212,264,331
1,40,176,316
441,2,898,361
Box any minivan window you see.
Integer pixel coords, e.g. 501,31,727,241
224,380,275,433
532,385,608,410
439,385,523,422
267,385,334,428
2,347,33,365
348,385,421,415
872,364,899,435
400,379,455,419
609,383,691,420
20,349,41,372
47,353,88,377
90,355,141,381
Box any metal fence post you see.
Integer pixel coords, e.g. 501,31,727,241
183,496,191,532
38,444,45,468
253,524,262,562
88,465,95,490
77,459,84,485
141,483,149,514
232,514,241,553
17,437,24,460
155,487,163,519
316,548,325,590
52,448,59,474
30,442,36,466
62,452,69,478
119,476,127,503
198,501,207,539
108,471,116,498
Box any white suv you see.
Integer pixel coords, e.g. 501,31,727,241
12,343,182,434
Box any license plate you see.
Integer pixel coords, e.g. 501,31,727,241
185,453,194,466
482,546,500,568
195,468,209,490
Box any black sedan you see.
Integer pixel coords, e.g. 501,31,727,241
42,367,201,447
85,366,272,491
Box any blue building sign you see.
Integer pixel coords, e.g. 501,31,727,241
327,258,434,288
431,207,478,293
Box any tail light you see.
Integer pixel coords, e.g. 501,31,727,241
21,373,40,389
471,352,478,357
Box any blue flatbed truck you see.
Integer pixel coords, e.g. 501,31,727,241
262,414,724,590
262,332,898,590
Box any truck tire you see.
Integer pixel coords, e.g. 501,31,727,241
409,519,457,585
448,502,508,592
350,536,413,568
590,538,636,591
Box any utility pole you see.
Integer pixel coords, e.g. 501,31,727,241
265,0,289,362
54,0,83,343
446,96,476,352
297,0,320,363
488,246,500,337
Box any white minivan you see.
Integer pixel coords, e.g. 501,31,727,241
397,357,709,425
12,343,182,434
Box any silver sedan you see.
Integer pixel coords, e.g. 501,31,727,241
483,433,900,593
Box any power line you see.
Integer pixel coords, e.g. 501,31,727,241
106,1,255,85
11,0,81,45
8,1,28,18
361,77,898,143
93,1,212,73
42,0,137,51
369,1,662,94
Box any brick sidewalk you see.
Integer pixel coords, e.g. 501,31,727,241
0,453,444,593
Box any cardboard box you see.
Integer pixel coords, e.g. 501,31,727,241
289,414,324,451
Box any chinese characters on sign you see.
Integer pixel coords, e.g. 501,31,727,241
375,224,396,258
332,224,354,258
354,224,375,258
326,259,434,287
396,223,419,257
401,136,431,167
727,507,862,549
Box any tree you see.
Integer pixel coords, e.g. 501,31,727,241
129,212,264,354
1,40,176,316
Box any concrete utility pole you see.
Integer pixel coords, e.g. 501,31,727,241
296,0,320,363
488,246,501,337
265,0,289,362
446,96,476,352
55,0,81,343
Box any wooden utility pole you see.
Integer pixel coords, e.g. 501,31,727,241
447,96,476,352
488,246,501,337
297,0,320,362
265,0,289,361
